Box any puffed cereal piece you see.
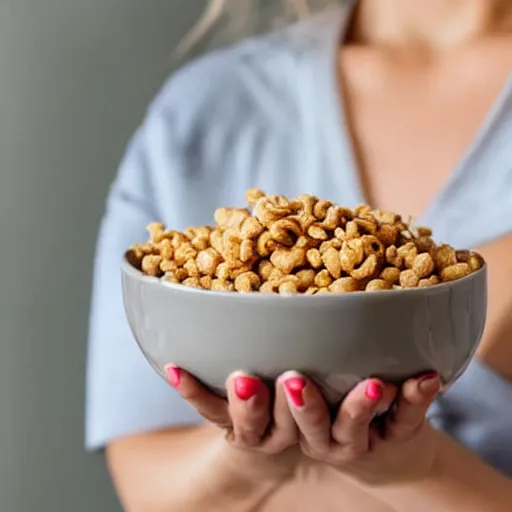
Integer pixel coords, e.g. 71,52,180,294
354,218,377,235
256,231,277,257
418,275,440,287
240,217,264,239
270,218,303,246
456,250,485,271
365,279,392,292
334,227,346,241
160,259,178,273
279,282,299,295
252,196,295,227
351,254,379,281
234,272,261,292
319,238,342,253
246,188,266,206
322,206,340,230
397,242,418,269
376,224,399,246
307,224,329,241
196,248,222,276
295,269,316,291
209,229,224,254
345,221,359,240
306,248,323,269
434,244,458,269
330,277,360,293
257,260,274,281
412,253,435,279
174,243,197,267
183,258,200,278
380,266,401,285
313,200,332,220
322,247,343,279
211,279,234,292
199,275,213,290
360,235,384,258
215,262,231,281
314,269,333,288
440,263,472,282
385,245,403,268
141,255,162,277
239,239,256,263
270,247,307,274
182,277,201,288
147,222,166,243
260,281,278,293
399,269,420,288
214,207,250,230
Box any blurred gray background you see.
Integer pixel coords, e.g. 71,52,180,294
0,1,205,510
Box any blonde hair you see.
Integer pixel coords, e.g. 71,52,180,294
176,0,341,58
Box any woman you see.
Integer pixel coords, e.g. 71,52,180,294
86,0,512,510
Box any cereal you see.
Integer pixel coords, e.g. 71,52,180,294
365,279,392,292
330,277,360,293
129,189,484,294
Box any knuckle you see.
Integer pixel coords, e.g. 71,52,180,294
299,412,330,437
387,420,420,441
260,440,289,455
301,442,329,460
232,422,265,447
341,405,373,424
340,444,366,462
234,430,262,448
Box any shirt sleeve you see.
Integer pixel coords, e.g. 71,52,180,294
428,358,512,477
85,111,203,452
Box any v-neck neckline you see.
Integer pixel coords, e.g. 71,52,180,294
310,1,512,225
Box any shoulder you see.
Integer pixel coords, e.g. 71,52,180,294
145,11,338,137
148,34,306,131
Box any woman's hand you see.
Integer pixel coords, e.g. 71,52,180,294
165,365,301,481
278,371,440,485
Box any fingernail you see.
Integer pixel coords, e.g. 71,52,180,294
165,365,181,388
283,376,306,408
418,373,439,394
365,380,383,401
234,376,262,401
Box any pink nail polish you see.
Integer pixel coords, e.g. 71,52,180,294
165,365,181,388
283,377,306,408
365,380,383,401
419,372,438,382
418,373,439,393
234,376,261,401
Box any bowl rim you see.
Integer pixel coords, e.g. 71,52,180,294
121,252,487,301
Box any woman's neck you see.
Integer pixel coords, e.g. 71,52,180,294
351,0,512,49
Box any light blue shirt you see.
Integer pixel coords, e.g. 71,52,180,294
85,3,512,476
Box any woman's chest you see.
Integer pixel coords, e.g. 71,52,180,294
338,47,512,225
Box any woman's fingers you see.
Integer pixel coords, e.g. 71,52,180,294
267,379,299,450
332,379,397,457
279,373,398,461
165,365,231,427
167,366,298,453
386,373,440,441
226,372,271,447
279,371,331,454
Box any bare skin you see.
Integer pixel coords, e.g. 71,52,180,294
107,1,512,510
